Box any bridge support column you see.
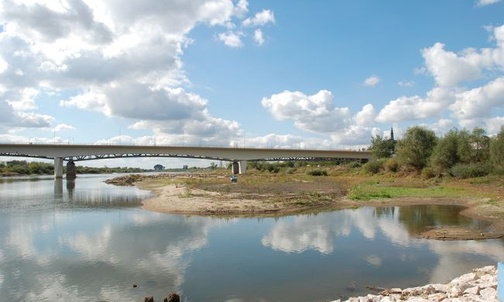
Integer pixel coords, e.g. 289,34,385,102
231,161,247,174
66,160,76,179
239,160,247,174
54,157,63,179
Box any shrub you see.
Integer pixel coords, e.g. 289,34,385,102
363,160,384,174
347,161,362,169
450,163,491,179
384,158,399,172
307,169,328,176
421,167,437,179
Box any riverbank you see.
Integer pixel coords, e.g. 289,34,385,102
106,171,504,240
333,265,500,302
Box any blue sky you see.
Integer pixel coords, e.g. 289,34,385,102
1,0,504,168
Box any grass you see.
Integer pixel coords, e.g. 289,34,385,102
348,182,465,201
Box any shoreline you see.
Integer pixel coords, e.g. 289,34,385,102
137,179,504,241
333,265,500,302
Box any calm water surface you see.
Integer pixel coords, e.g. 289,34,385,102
0,174,503,302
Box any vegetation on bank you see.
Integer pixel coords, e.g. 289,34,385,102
368,125,504,179
0,160,147,176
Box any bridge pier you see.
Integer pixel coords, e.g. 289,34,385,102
231,160,247,174
54,157,63,179
66,160,76,179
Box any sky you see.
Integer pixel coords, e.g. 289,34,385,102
1,0,504,168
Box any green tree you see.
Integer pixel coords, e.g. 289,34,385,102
153,164,164,171
395,126,437,171
469,127,490,163
430,129,461,173
369,135,395,159
490,126,504,170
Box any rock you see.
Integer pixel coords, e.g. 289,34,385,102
464,285,480,295
479,287,497,301
340,265,498,302
164,293,180,302
144,296,154,302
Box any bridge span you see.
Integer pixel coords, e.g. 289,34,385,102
0,143,373,178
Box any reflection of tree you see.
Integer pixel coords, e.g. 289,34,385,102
373,207,395,218
397,205,470,235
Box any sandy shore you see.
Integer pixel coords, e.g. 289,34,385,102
137,179,504,240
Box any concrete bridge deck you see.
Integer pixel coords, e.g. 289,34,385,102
0,143,373,177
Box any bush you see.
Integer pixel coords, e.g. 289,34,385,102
384,158,399,172
450,163,491,179
307,169,328,176
363,160,385,174
347,161,362,169
421,167,437,179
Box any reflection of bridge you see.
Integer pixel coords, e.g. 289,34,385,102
0,143,373,178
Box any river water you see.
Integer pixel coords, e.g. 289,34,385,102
0,174,503,302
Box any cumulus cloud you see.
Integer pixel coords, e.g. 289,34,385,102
376,87,457,123
398,81,415,87
476,0,501,6
450,76,504,122
253,28,265,45
363,75,380,87
217,31,244,48
422,25,504,87
242,9,275,27
0,0,277,145
261,90,378,145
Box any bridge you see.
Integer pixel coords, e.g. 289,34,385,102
0,143,373,178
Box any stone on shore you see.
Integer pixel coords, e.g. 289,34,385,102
332,266,499,302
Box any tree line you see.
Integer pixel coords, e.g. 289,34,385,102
369,125,504,178
0,160,145,176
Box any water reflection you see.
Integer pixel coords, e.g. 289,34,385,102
1,177,503,301
0,209,229,301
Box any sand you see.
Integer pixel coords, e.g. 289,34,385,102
137,180,504,240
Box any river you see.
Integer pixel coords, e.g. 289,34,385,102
0,174,503,302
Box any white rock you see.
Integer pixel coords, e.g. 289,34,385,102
463,285,480,295
450,272,476,286
479,287,497,301
431,283,448,293
449,285,464,297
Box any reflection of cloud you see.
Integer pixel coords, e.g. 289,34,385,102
426,239,504,283
261,208,412,254
261,206,504,287
261,215,338,254
366,255,382,267
1,210,229,301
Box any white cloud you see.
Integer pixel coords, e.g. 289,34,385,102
422,25,504,87
242,9,275,27
0,0,276,144
217,31,244,48
476,0,501,6
398,81,415,87
234,0,249,17
262,90,378,145
262,90,349,132
253,28,265,46
376,87,457,123
0,57,8,73
450,76,504,121
422,43,483,87
54,123,75,132
363,75,380,87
